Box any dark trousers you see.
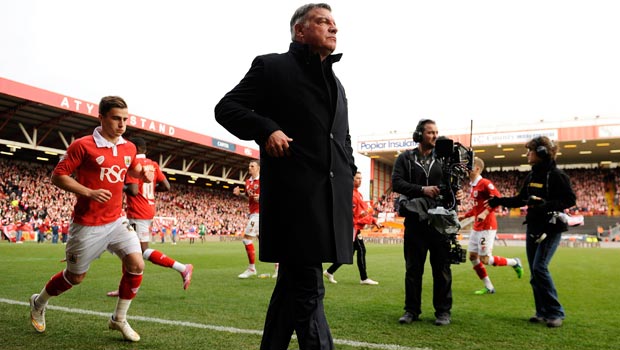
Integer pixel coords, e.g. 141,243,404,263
261,263,333,350
326,232,368,280
526,227,564,319
403,218,452,318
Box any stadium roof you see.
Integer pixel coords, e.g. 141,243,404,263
0,77,259,188
357,118,620,170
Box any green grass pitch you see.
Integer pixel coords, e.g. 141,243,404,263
0,241,617,350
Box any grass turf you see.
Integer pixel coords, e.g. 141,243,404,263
0,240,617,350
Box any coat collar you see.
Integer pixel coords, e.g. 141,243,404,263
532,159,555,173
289,41,342,65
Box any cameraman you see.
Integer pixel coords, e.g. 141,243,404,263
487,136,575,328
392,119,464,326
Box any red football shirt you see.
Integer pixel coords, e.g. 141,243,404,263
464,176,501,231
245,176,260,214
353,187,375,230
125,155,166,220
53,129,138,226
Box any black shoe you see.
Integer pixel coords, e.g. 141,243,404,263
434,315,451,326
529,315,545,323
398,312,418,324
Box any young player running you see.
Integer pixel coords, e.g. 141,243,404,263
29,96,153,341
460,157,523,294
106,137,193,297
233,160,278,278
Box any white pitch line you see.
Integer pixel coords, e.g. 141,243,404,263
2,298,431,350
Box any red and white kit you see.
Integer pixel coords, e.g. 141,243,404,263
244,176,260,237
125,155,166,241
53,128,142,273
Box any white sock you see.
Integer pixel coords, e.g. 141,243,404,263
483,277,494,290
487,256,495,265
114,299,132,322
36,288,52,307
506,258,517,266
172,262,186,273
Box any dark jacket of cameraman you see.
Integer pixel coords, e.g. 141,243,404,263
491,159,576,235
392,148,452,320
393,149,443,217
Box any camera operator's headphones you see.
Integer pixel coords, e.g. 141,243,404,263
413,119,434,142
532,136,554,159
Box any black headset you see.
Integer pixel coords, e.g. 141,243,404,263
413,119,434,142
533,136,554,158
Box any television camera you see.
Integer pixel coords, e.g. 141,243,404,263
430,136,473,264
434,136,474,211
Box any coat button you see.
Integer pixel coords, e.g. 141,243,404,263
330,133,334,139
330,171,334,178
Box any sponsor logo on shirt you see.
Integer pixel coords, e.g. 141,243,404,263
100,165,127,183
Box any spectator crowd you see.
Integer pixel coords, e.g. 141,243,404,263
2,157,619,243
1,158,247,242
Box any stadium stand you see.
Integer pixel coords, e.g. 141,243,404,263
0,158,248,242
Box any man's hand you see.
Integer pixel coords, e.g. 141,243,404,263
265,130,293,157
476,209,489,222
422,186,440,198
88,188,112,203
140,166,155,183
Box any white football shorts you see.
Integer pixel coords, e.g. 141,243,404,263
128,218,152,243
244,213,259,237
468,229,497,256
65,217,142,274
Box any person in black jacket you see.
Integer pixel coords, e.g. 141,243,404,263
392,119,463,326
215,4,356,350
487,136,576,328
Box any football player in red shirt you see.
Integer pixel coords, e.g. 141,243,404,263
233,160,279,278
106,137,193,297
459,157,524,295
29,96,153,342
323,172,381,285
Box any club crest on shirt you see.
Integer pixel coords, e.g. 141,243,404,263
124,156,132,167
96,156,105,165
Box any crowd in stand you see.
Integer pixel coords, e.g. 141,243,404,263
377,167,616,217
0,158,248,240
2,157,619,243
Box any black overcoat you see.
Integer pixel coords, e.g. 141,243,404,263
215,42,356,264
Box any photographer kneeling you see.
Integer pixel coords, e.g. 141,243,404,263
392,119,465,326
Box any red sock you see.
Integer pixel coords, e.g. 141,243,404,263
493,256,508,266
245,243,256,264
473,262,488,279
118,271,143,300
45,270,73,296
147,250,176,268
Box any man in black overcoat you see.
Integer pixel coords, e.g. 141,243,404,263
215,4,356,350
